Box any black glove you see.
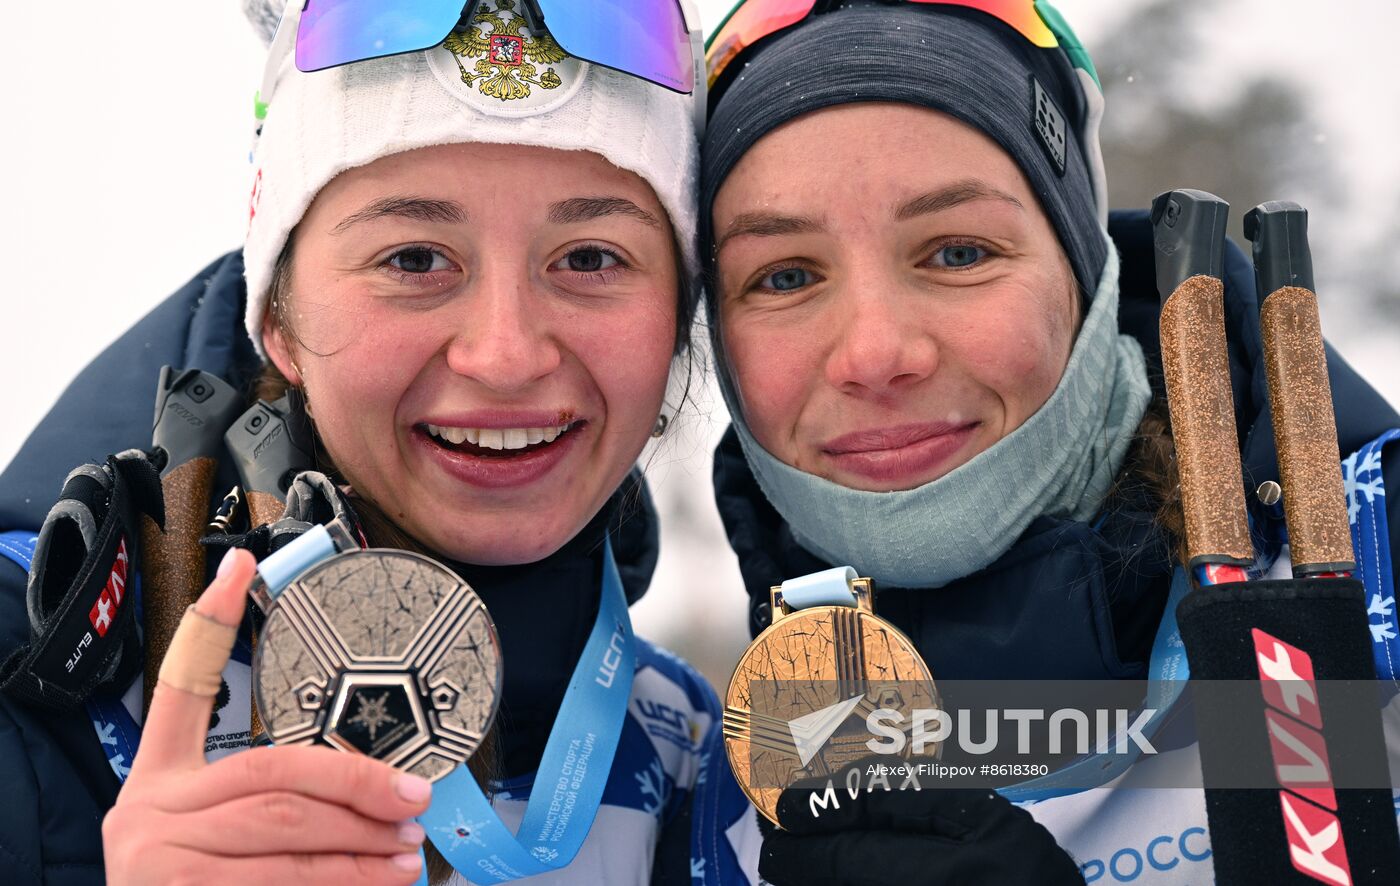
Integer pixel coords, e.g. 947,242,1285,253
0,450,164,711
759,761,1085,886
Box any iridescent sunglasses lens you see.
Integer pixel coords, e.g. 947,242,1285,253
539,0,694,94
294,0,695,94
295,0,468,73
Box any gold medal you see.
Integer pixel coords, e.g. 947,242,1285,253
723,568,939,824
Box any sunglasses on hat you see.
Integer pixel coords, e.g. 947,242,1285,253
707,0,1094,102
259,0,706,133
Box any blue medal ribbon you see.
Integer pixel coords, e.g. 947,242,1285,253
1344,428,1400,683
417,538,635,882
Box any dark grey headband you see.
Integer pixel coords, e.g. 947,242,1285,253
701,4,1106,304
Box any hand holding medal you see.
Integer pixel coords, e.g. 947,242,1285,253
239,476,638,883
103,549,431,884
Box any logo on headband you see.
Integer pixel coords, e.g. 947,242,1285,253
1031,77,1067,177
427,0,587,116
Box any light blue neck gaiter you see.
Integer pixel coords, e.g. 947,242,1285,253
720,242,1152,589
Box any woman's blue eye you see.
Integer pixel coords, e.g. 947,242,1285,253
563,247,620,273
389,247,451,274
761,267,813,292
935,244,985,268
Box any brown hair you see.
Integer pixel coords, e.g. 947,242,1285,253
1110,398,1187,568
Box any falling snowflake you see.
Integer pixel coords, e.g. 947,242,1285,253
1342,448,1385,524
347,691,398,740
434,809,488,851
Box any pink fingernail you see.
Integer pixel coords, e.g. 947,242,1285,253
391,852,423,873
398,821,425,846
395,773,432,804
217,548,238,578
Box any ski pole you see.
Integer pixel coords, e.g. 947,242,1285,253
1245,202,1355,578
223,390,315,741
1167,195,1400,885
139,367,242,716
1150,189,1253,587
224,389,315,529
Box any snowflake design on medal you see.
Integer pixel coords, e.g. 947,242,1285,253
435,810,489,850
347,691,398,740
442,0,566,101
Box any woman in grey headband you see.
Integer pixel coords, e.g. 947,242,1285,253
693,1,1400,884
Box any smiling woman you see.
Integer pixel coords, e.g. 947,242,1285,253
259,143,680,565
696,1,1400,885
0,2,717,885
714,105,1081,491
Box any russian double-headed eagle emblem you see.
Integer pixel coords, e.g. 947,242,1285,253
442,0,567,101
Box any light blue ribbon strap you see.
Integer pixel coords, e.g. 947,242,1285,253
1343,428,1400,683
419,537,636,882
780,566,859,610
249,518,359,610
258,524,337,593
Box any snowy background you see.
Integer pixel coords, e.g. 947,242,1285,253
3,0,1398,687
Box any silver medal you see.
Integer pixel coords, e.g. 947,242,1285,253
253,548,502,782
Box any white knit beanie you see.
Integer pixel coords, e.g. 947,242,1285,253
241,0,701,357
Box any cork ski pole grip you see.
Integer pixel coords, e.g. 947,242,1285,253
1152,189,1253,568
1158,277,1254,565
245,490,286,528
142,456,219,713
1246,202,1355,575
141,368,244,716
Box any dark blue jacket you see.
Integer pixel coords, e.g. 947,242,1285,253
714,210,1400,677
0,252,665,884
